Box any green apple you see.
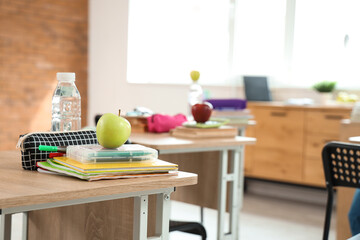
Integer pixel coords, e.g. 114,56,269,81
96,111,131,149
190,70,200,82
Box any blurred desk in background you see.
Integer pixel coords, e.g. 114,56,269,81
130,132,256,240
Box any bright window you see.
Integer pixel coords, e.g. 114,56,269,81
232,0,287,78
127,0,230,85
291,0,360,88
127,0,360,88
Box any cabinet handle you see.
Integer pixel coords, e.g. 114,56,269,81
325,115,343,120
270,112,287,117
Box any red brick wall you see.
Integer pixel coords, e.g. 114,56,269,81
0,0,88,150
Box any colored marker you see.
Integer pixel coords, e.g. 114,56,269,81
39,145,67,152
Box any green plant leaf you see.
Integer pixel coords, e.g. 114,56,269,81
312,81,337,93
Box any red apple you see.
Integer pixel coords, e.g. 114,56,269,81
191,102,213,123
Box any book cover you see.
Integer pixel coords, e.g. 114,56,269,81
53,156,178,173
171,126,237,139
37,160,178,181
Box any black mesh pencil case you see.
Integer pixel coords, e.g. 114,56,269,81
17,130,98,170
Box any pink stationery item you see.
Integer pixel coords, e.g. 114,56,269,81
147,114,187,133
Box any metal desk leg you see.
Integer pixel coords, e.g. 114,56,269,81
217,150,228,240
0,213,11,240
133,195,149,240
238,145,245,210
22,212,27,240
200,206,204,224
155,192,171,239
229,150,240,239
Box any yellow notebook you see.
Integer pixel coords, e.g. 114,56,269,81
53,157,178,173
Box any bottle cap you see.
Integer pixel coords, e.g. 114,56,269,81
57,72,75,82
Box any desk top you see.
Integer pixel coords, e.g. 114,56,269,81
130,132,256,151
0,151,197,209
248,101,353,111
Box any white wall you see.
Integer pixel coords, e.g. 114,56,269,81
88,0,238,126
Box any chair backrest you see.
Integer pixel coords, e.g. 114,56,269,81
243,76,272,102
322,142,360,189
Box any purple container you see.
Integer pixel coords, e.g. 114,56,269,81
205,98,247,110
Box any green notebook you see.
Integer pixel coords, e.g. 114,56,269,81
37,159,177,181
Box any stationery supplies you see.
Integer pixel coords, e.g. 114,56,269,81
147,114,187,133
211,109,253,125
17,130,98,170
205,98,247,110
49,152,65,158
39,145,67,152
66,144,158,163
182,118,229,129
171,125,237,139
37,159,178,181
35,143,177,181
52,156,178,173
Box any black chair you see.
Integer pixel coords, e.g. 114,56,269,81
322,141,360,240
170,220,207,239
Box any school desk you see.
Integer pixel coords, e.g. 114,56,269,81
0,151,197,240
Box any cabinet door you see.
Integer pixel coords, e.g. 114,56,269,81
303,134,337,187
306,110,351,135
251,108,305,183
303,109,351,186
304,134,338,159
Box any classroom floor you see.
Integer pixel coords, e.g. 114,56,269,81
170,180,337,240
6,180,336,240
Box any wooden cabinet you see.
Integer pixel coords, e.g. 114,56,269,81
251,108,304,183
245,103,352,187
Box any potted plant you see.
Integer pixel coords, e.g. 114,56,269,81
312,81,337,104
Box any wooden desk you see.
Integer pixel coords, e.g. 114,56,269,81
130,133,256,240
0,151,197,240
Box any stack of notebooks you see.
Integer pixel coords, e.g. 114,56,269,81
37,144,178,181
211,109,253,125
171,125,238,139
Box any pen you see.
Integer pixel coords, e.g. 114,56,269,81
49,152,65,158
39,145,67,152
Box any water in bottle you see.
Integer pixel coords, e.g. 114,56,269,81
51,72,81,131
188,71,203,116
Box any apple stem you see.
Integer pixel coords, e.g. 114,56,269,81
119,109,121,116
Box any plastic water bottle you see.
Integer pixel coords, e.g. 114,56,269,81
188,71,203,116
51,72,81,131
